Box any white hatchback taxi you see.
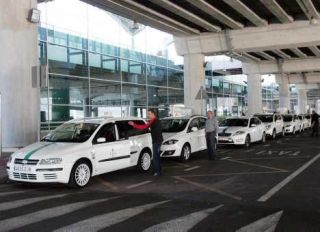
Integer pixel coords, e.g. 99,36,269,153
7,117,153,187
160,116,211,161
283,114,302,134
218,117,266,147
254,113,285,139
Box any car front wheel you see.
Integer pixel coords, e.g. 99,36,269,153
261,132,266,143
180,144,191,162
244,135,251,148
272,129,276,139
138,150,152,172
69,161,91,188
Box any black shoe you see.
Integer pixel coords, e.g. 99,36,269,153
153,173,161,177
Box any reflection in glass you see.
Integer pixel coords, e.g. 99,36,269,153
147,65,167,87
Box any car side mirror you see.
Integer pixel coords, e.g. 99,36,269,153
250,124,257,128
191,127,198,132
96,137,106,143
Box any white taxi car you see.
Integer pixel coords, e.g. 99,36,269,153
160,116,214,162
298,114,311,130
283,114,302,134
7,117,152,187
254,113,285,139
218,117,266,147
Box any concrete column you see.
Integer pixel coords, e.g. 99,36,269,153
297,89,308,114
247,74,262,115
184,53,206,115
0,0,39,149
276,74,290,113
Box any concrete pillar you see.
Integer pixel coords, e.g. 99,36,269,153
276,74,290,113
297,89,308,114
184,53,206,115
247,74,262,115
0,0,39,149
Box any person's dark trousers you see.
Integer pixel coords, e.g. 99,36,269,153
206,132,216,160
152,143,162,175
311,125,319,136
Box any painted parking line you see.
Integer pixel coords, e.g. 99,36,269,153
180,170,287,178
173,176,242,201
257,153,320,202
244,149,255,153
184,166,200,171
227,159,288,172
256,150,267,155
220,156,231,160
126,181,152,189
0,190,31,197
235,156,311,161
263,144,271,147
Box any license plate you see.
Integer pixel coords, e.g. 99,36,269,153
219,137,229,141
13,165,32,172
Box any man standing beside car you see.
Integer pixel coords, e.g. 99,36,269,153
129,109,163,176
205,110,219,160
311,110,319,137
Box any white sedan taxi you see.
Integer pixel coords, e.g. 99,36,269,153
7,117,152,187
283,114,302,134
218,117,266,147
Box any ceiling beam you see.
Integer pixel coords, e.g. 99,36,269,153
111,0,199,35
82,0,197,35
223,0,268,27
290,48,307,58
148,0,221,32
259,0,293,23
185,0,243,29
273,49,291,59
242,52,261,62
309,46,320,57
296,0,320,20
255,51,276,61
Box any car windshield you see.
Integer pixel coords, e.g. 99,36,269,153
283,115,293,122
161,119,189,133
220,118,248,127
298,115,303,120
305,115,311,119
255,115,273,123
42,123,99,143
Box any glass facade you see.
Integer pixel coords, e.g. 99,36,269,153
38,0,183,131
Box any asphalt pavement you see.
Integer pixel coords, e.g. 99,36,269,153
1,131,320,231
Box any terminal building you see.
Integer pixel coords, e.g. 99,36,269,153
1,0,320,150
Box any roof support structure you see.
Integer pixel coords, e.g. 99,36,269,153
309,46,320,57
255,51,276,61
223,0,268,27
290,48,307,58
148,0,221,32
259,0,293,23
296,0,320,20
186,0,243,29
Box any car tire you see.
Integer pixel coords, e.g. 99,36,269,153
292,127,296,135
244,135,251,148
69,161,91,188
261,132,266,143
282,128,285,137
137,150,152,172
180,144,191,162
272,129,276,139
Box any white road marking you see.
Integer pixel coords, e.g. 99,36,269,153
0,190,31,197
143,205,223,232
220,156,231,160
236,211,283,232
290,151,300,156
258,153,320,202
235,156,311,160
179,170,287,178
174,176,242,200
279,151,291,156
263,144,271,147
126,181,152,189
55,201,169,232
227,159,287,172
245,149,255,153
0,193,68,211
184,166,200,171
256,150,267,155
0,198,115,231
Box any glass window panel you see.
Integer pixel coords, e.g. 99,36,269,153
121,60,146,84
89,53,120,81
121,83,147,107
91,105,122,117
49,75,89,105
48,105,87,122
148,86,168,107
122,106,147,118
90,79,121,106
47,29,68,46
147,65,167,87
168,89,184,105
168,69,183,89
101,43,119,57
48,44,88,77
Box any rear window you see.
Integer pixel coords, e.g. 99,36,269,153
116,120,147,139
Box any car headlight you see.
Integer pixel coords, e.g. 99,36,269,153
39,158,62,165
163,139,178,145
234,131,245,135
285,125,291,127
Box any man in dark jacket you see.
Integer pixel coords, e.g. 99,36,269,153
129,109,163,176
311,110,319,137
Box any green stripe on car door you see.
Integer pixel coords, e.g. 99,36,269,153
24,143,54,160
